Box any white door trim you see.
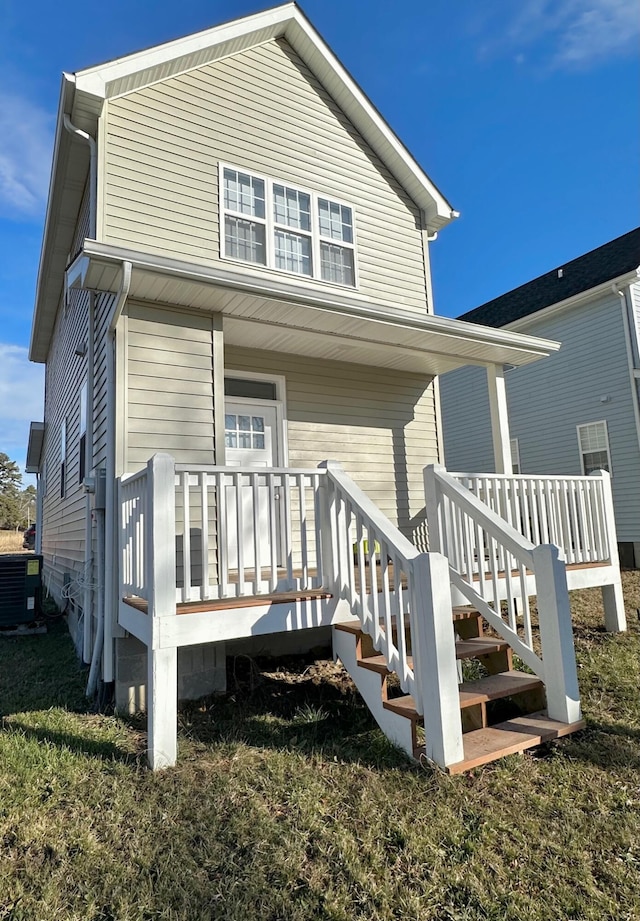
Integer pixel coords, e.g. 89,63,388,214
224,370,288,466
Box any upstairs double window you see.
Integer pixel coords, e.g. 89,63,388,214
221,166,356,287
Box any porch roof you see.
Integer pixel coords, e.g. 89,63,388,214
71,241,560,375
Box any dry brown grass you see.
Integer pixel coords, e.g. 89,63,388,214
0,530,25,554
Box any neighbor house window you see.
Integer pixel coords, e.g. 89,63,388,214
510,438,521,475
79,382,87,485
577,421,612,475
60,418,67,499
220,165,356,287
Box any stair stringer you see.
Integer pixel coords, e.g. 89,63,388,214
332,624,416,758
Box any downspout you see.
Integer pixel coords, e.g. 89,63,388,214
86,262,131,698
615,284,640,458
62,115,97,237
82,293,95,664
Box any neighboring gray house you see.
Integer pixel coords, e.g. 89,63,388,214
440,228,640,567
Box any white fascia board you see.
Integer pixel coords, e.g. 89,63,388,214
81,239,558,365
74,4,295,98
29,72,77,363
503,267,640,333
71,4,455,228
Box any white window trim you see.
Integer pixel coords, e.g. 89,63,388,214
576,420,612,476
509,437,521,475
219,163,359,289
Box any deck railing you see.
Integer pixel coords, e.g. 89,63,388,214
174,463,326,601
425,464,581,724
119,467,149,601
450,471,614,565
323,460,464,767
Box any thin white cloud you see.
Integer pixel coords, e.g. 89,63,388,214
0,344,44,475
0,92,53,218
481,0,640,69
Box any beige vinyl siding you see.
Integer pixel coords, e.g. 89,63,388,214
225,346,438,545
40,288,90,611
125,302,216,470
103,38,429,311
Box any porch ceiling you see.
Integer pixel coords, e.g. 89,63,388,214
76,241,560,375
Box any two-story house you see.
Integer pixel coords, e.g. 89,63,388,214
26,5,619,771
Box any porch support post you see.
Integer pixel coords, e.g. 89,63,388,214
532,543,581,724
212,312,226,465
486,365,512,474
148,647,178,770
147,452,178,769
598,470,626,632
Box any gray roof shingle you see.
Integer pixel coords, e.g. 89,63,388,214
459,227,640,328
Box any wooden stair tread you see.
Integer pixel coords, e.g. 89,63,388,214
383,695,420,720
451,606,481,622
123,588,332,616
358,654,412,675
446,712,586,773
458,670,543,708
455,637,509,659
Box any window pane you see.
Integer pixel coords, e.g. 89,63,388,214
225,216,266,264
583,451,610,475
253,433,265,449
223,168,265,218
320,242,354,285
225,378,277,400
252,416,265,432
225,414,236,430
273,184,311,231
318,199,353,243
274,230,312,276
238,416,251,431
225,432,237,448
239,432,252,449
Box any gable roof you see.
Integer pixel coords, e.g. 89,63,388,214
31,4,458,362
459,227,640,329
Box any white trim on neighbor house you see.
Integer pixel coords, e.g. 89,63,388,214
218,163,359,290
576,420,612,477
510,437,521,474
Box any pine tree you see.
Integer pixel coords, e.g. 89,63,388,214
0,453,23,529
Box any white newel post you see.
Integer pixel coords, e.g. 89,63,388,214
596,470,626,632
532,544,581,724
146,453,178,769
318,461,343,595
411,551,464,768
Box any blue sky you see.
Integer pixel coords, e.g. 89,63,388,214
1,0,638,478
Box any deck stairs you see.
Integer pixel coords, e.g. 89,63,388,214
333,606,585,773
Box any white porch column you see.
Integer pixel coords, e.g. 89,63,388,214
486,365,512,474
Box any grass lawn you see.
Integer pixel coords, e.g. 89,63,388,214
0,574,638,920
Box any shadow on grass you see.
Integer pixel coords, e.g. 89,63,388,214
0,719,140,765
179,656,420,772
545,719,640,771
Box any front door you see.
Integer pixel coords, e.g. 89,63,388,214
224,400,281,572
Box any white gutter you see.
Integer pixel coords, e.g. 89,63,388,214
616,283,640,461
62,114,97,238
87,261,131,697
